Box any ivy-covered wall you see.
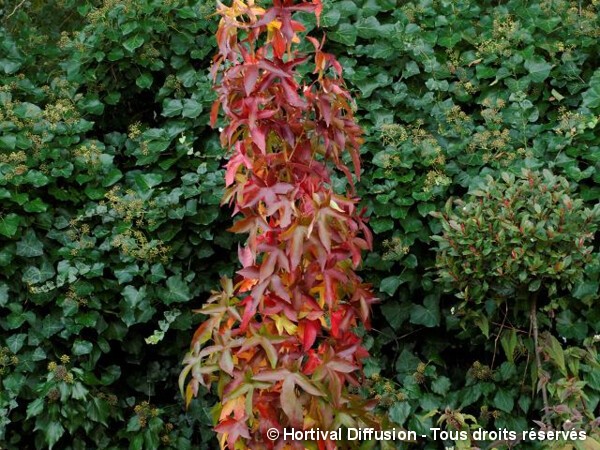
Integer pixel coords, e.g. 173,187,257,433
0,0,598,448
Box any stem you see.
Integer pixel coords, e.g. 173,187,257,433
530,291,550,421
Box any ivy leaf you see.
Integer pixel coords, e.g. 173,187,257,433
389,402,411,426
409,295,440,327
16,230,44,257
556,310,588,340
379,276,402,296
45,421,65,449
123,34,145,52
518,395,531,413
164,275,191,303
122,285,146,309
73,339,94,355
329,23,357,46
0,134,17,150
431,376,451,396
26,398,45,419
0,58,21,74
182,99,203,118
572,280,598,301
0,283,8,307
7,333,26,354
582,70,600,109
355,16,381,39
0,213,21,237
136,72,153,89
381,301,411,331
524,57,553,83
321,8,340,27
162,99,184,117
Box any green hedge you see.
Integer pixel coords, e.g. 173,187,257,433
1,0,599,448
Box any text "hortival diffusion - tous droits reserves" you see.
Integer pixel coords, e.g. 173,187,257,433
269,427,588,443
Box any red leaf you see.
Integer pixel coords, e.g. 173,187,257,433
281,376,302,426
302,319,319,350
252,125,267,153
302,350,321,375
210,99,220,128
257,59,292,79
259,251,277,282
214,418,251,448
238,244,254,268
281,78,305,108
244,64,260,96
191,316,217,347
330,309,343,338
272,31,286,59
253,368,290,383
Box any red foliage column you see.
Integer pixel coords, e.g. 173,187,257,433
180,0,378,448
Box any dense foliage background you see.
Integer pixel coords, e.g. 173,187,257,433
0,0,599,449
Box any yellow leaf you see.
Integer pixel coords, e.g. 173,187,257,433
267,20,282,32
185,383,194,409
273,314,298,335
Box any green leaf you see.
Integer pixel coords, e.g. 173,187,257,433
518,395,531,413
163,275,191,303
134,173,163,190
336,0,358,17
497,362,516,382
46,421,65,449
545,333,566,376
102,168,123,187
0,58,21,74
409,295,440,327
182,99,202,118
0,134,17,150
389,402,411,426
13,102,42,119
329,23,357,46
493,389,514,413
136,72,153,89
572,280,598,300
107,47,124,61
115,264,140,284
6,333,27,353
321,8,340,27
123,34,145,52
431,376,451,396
380,301,410,331
79,97,104,115
379,276,402,296
403,61,420,78
16,229,44,257
162,99,184,117
73,339,94,355
528,279,541,292
26,397,45,419
524,57,553,83
0,213,21,237
556,310,588,341
24,198,48,213
500,329,517,363
355,16,382,39
123,285,147,309
0,283,8,307
370,217,394,233
582,69,600,109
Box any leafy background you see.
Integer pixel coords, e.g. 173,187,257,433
0,0,599,449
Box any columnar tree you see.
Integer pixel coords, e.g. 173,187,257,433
180,0,378,448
